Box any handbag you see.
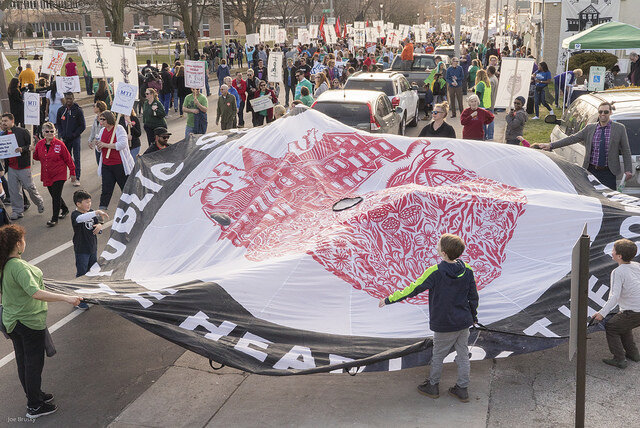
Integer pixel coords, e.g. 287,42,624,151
0,305,9,339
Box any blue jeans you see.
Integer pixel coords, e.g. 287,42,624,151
63,137,81,180
172,89,179,111
160,93,172,115
205,78,211,96
130,146,140,158
534,86,553,117
484,108,495,140
75,252,97,277
185,125,194,141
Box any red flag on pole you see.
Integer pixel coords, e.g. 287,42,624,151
335,17,341,38
319,15,326,41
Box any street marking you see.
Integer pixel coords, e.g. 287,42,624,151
0,220,115,369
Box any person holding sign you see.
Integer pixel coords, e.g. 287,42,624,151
184,88,209,139
251,80,278,126
142,88,167,147
95,112,135,210
1,114,45,220
216,85,237,131
55,93,85,187
32,122,75,227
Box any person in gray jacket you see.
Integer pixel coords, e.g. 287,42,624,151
505,96,528,145
539,101,632,190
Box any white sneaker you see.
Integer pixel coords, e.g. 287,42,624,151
532,116,539,120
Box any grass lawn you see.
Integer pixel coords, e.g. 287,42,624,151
523,114,556,146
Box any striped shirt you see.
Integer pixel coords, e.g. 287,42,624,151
589,121,612,167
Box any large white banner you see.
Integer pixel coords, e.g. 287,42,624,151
557,0,621,74
325,26,337,45
41,48,67,75
494,57,535,109
354,29,365,47
309,25,319,40
81,37,118,78
298,29,310,45
386,30,401,48
23,92,40,126
112,45,138,86
267,51,283,82
276,28,287,44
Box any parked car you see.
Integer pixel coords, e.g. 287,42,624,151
385,54,448,102
547,89,640,194
434,45,455,60
164,28,186,39
311,89,404,135
49,38,81,52
128,28,151,40
344,71,420,128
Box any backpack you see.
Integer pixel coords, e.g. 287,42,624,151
148,78,163,91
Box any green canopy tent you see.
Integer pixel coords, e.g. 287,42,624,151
560,21,640,112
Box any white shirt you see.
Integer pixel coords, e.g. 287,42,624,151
96,124,135,177
600,261,640,317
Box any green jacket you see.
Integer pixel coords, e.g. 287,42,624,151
143,99,168,129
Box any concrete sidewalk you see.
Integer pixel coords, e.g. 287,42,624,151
109,329,640,428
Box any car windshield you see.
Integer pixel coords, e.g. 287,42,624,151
344,80,394,96
619,119,640,154
390,56,436,71
312,102,370,126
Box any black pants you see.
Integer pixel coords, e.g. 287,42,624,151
100,163,128,209
8,321,46,409
605,310,640,361
238,100,245,126
47,180,68,222
587,165,617,190
254,114,266,126
143,124,156,146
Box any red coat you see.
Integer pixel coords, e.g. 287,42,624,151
232,78,247,102
460,107,494,140
252,89,278,121
33,137,76,186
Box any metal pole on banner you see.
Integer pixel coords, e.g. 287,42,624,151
563,50,571,116
0,47,10,114
507,57,520,113
569,225,589,428
219,0,227,61
454,0,461,58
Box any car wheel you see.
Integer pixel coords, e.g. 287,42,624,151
408,102,419,127
399,116,406,136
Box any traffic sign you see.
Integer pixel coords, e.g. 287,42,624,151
322,9,332,13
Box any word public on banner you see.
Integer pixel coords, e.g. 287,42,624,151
23,92,41,126
268,52,283,83
0,134,20,159
184,60,206,90
41,48,67,75
111,82,139,115
250,94,274,112
55,76,81,93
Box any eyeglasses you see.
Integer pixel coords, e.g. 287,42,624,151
598,110,610,114
43,130,55,133
99,117,106,121
157,135,169,139
145,92,153,95
433,111,443,115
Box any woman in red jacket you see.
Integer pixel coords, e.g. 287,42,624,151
460,94,494,140
251,80,278,126
32,121,76,227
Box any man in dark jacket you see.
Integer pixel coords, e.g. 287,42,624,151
143,127,171,155
160,63,174,115
283,57,297,107
379,233,478,403
1,113,45,220
56,92,86,186
253,59,268,82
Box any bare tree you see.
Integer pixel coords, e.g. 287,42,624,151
43,0,128,44
131,0,218,58
267,0,300,29
225,0,267,34
298,0,322,25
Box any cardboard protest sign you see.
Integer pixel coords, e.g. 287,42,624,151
19,59,42,75
298,29,310,45
309,25,319,39
250,94,274,112
41,48,67,75
185,60,206,89
276,28,287,44
111,82,139,115
246,33,260,46
386,30,401,48
354,29,365,47
55,76,81,93
82,37,118,78
0,134,20,159
494,58,535,109
2,52,11,70
23,92,41,126
112,45,138,86
325,26,337,45
267,52,283,83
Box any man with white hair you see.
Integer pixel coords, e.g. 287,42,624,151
216,84,237,130
629,52,640,86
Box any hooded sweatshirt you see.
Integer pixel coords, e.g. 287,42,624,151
385,259,479,332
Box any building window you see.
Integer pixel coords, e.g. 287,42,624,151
85,14,92,32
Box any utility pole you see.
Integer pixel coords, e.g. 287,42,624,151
0,46,9,114
454,0,461,58
482,0,490,44
329,0,334,18
219,0,226,60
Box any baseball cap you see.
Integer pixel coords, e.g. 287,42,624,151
154,127,171,137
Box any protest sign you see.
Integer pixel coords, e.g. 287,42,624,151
269,25,278,43
494,58,535,109
112,45,138,86
354,21,365,30
398,24,411,40
276,28,287,44
41,48,67,75
246,33,260,46
0,134,20,159
311,61,326,76
325,26,337,45
250,95,274,112
81,37,118,78
365,27,375,43
471,29,483,44
309,25,319,39
185,60,206,89
23,92,40,126
55,76,81,93
19,59,42,75
111,82,139,115
298,29,310,45
268,52,284,82
260,25,270,42
386,30,401,48
2,52,11,70
354,29,365,47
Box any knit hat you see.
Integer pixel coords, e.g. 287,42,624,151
515,96,526,105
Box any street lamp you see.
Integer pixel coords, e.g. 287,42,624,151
380,3,384,21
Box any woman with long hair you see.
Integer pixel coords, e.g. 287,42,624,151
174,65,188,117
1,224,81,418
8,78,24,126
45,80,63,125
532,61,554,119
474,69,493,140
418,101,457,138
119,108,142,158
32,122,76,227
93,79,112,109
142,87,167,146
88,101,108,164
313,73,330,98
95,111,135,210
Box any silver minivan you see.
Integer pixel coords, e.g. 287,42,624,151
547,90,640,194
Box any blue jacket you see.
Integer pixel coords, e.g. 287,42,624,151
445,66,465,87
227,86,241,109
56,103,86,142
385,259,479,333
